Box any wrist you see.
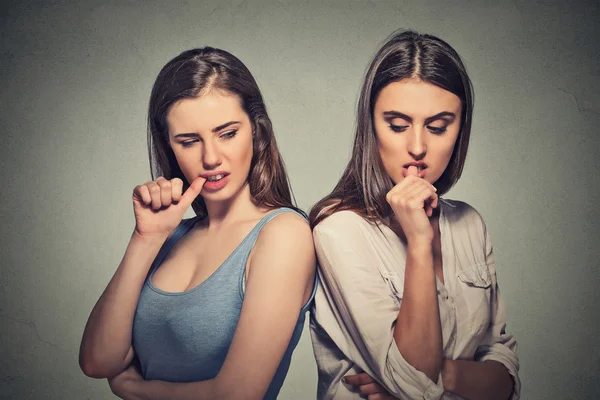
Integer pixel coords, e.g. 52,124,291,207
406,237,433,253
442,359,457,393
131,230,169,246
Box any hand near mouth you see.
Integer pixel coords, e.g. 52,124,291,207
386,165,438,244
132,176,206,238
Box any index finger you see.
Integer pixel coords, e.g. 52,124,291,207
179,176,206,208
344,372,375,386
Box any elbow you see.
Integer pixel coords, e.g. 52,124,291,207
79,352,118,379
495,363,516,400
79,359,105,379
396,339,441,381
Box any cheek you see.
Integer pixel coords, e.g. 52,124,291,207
173,152,194,180
441,134,459,161
377,133,402,167
231,135,254,171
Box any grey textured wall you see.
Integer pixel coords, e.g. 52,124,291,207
1,0,599,399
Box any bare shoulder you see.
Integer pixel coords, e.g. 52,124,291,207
251,210,315,267
257,210,312,244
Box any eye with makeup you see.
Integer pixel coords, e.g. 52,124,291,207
427,124,447,134
180,139,199,148
388,123,409,133
219,130,237,140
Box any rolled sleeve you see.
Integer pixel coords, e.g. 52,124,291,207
313,215,445,399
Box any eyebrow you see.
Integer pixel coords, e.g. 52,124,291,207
383,111,456,125
173,120,240,138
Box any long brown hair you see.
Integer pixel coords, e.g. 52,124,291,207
147,47,303,218
310,30,474,228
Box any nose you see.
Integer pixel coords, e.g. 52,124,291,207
407,128,427,160
202,139,222,169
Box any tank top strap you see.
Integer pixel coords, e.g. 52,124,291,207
246,207,305,241
238,207,307,294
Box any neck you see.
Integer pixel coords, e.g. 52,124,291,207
204,182,262,228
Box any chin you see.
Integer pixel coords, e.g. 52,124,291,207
202,183,244,203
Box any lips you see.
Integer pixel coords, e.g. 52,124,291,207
201,171,229,180
402,162,427,178
200,171,230,192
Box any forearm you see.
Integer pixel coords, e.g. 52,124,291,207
393,242,442,381
79,231,167,377
128,380,211,400
443,359,513,400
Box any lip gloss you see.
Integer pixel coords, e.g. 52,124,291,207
203,175,229,191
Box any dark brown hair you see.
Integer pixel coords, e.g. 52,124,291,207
310,30,474,228
147,47,303,218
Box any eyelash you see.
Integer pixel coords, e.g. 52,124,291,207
220,130,237,139
181,140,197,148
388,124,447,134
428,126,447,134
180,130,238,147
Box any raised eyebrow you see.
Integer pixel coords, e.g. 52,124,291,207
212,120,240,133
424,112,456,125
172,120,240,138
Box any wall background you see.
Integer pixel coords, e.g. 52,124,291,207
1,0,599,399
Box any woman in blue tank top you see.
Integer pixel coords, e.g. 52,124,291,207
79,48,317,399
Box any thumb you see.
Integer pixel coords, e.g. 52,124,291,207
179,177,206,208
407,165,418,177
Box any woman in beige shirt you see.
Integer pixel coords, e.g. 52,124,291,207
309,30,520,400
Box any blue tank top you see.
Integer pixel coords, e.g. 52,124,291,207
132,207,316,399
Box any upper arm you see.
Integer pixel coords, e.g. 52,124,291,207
473,212,521,398
313,216,399,366
213,212,316,399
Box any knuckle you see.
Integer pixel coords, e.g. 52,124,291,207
172,177,183,186
160,181,172,190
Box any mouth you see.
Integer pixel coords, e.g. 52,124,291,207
402,163,428,178
205,173,227,182
202,172,230,192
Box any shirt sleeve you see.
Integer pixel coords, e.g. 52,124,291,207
474,220,521,399
313,214,445,400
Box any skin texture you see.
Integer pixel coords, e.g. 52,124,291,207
345,79,513,399
79,90,316,400
167,90,254,209
374,79,461,189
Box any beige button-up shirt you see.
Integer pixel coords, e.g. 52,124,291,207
310,199,520,400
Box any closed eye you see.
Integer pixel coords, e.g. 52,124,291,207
181,139,199,148
427,126,447,134
389,124,408,133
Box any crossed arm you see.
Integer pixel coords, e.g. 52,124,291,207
313,212,519,400
80,212,316,400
